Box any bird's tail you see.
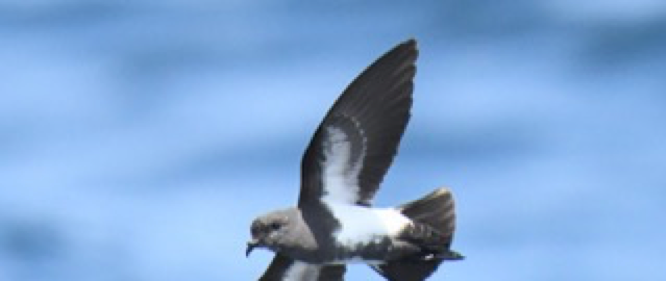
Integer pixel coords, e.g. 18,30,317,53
371,187,461,281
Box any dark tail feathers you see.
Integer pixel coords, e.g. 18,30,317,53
371,187,459,281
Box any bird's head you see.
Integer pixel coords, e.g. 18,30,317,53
246,208,299,257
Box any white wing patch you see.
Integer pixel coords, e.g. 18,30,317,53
328,203,411,248
284,261,321,281
319,125,411,249
321,125,365,204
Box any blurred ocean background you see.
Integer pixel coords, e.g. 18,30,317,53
1,0,665,280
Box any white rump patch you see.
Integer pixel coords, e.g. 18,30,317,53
284,261,321,281
328,203,411,247
321,125,365,204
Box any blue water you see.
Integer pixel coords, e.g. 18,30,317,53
1,1,665,280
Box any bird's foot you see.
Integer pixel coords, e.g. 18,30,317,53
423,250,465,261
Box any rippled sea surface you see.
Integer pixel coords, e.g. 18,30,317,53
1,1,665,280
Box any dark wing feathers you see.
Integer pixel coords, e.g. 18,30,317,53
259,254,345,281
259,40,419,280
299,39,417,207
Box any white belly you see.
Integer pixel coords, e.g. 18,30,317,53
326,203,411,248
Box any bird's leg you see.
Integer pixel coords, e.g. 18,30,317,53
423,249,464,261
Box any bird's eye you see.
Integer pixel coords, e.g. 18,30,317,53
269,222,281,231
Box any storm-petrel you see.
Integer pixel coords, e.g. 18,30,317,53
247,39,463,281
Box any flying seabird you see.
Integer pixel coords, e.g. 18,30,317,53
247,39,463,281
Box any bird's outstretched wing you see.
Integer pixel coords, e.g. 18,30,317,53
259,254,345,281
299,39,417,208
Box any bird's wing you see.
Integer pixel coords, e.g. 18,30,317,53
259,254,346,281
298,39,417,208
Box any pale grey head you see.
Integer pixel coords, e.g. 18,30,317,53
246,208,309,257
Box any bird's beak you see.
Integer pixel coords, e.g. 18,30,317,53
246,240,259,257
